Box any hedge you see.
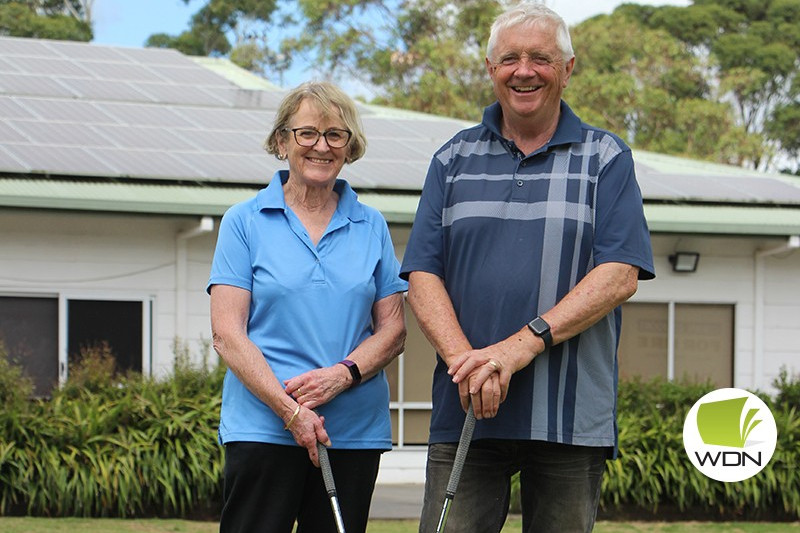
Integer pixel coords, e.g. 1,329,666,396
1,343,798,519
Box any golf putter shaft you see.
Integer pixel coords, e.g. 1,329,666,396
317,442,347,533
435,404,477,533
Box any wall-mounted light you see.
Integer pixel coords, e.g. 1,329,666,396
669,252,700,273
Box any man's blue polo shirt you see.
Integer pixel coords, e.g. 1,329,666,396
208,170,407,450
401,101,655,450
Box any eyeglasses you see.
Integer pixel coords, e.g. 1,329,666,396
491,52,555,70
284,127,352,148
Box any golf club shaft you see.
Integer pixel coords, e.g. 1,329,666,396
435,404,477,533
317,442,347,533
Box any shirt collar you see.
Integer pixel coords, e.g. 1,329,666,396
482,100,583,149
256,170,365,222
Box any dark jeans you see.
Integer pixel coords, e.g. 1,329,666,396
220,441,381,533
418,439,609,533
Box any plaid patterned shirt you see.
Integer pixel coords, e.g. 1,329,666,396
401,101,654,450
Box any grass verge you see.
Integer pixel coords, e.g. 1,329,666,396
1,518,799,532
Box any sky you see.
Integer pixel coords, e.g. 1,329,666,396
92,0,691,90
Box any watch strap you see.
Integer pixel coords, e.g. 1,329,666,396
338,359,362,386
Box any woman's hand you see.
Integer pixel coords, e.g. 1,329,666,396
284,364,352,410
283,404,331,467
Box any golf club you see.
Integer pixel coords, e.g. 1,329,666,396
317,441,347,533
435,403,477,533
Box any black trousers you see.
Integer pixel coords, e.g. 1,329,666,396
220,441,381,533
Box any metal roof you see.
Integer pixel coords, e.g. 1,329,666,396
2,35,800,236
0,35,471,190
3,177,800,235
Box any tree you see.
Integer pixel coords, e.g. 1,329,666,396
142,0,799,172
144,0,280,75
632,0,800,170
0,0,92,41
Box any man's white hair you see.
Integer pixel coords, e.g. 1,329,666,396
486,2,574,62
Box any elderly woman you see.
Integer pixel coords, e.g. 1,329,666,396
207,81,407,533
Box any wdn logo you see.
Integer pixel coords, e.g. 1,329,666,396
683,388,777,482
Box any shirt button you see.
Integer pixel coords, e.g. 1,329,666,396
517,180,523,187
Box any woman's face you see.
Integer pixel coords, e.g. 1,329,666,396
278,99,351,188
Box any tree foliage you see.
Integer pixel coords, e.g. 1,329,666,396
621,0,800,169
140,0,798,172
0,0,92,41
144,0,280,75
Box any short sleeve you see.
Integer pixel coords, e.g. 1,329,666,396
372,213,408,300
207,203,255,294
400,157,446,280
593,150,655,280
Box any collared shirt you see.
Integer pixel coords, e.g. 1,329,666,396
401,101,655,450
208,170,407,449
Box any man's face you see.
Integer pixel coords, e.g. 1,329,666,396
486,22,574,123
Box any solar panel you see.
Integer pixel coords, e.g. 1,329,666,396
8,120,114,147
227,89,287,110
90,148,199,178
0,56,21,73
131,82,229,106
8,144,118,176
4,56,93,77
147,64,232,86
91,124,198,150
0,74,77,98
361,138,429,161
97,102,195,127
44,40,132,62
172,152,277,182
15,97,114,123
171,107,268,131
75,60,166,82
2,35,799,205
0,146,28,172
0,37,52,56
174,129,265,154
0,121,27,143
116,46,194,66
0,98,35,119
60,78,154,102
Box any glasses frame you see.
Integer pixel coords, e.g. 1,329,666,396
284,127,352,148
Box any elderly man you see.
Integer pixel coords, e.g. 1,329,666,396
401,3,655,532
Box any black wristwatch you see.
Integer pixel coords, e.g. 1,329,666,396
338,359,362,387
527,316,553,351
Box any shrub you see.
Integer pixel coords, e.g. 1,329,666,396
0,341,226,518
509,377,800,520
0,342,34,409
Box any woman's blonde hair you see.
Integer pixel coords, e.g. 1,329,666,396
264,81,367,164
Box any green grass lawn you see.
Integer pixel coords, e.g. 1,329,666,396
0,518,799,532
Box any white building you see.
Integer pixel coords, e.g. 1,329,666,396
1,36,799,483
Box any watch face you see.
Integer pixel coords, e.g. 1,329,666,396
530,317,549,335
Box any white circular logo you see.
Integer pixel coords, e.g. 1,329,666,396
683,388,777,482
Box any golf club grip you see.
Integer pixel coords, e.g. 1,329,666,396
317,442,337,497
445,407,476,495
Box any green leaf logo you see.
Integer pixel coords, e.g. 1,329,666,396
696,396,762,448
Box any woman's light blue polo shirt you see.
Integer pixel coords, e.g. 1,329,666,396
208,170,407,450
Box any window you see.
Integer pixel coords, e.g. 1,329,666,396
618,302,734,387
0,295,150,396
386,303,435,446
67,299,143,374
0,296,58,396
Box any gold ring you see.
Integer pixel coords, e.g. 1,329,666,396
486,359,499,372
